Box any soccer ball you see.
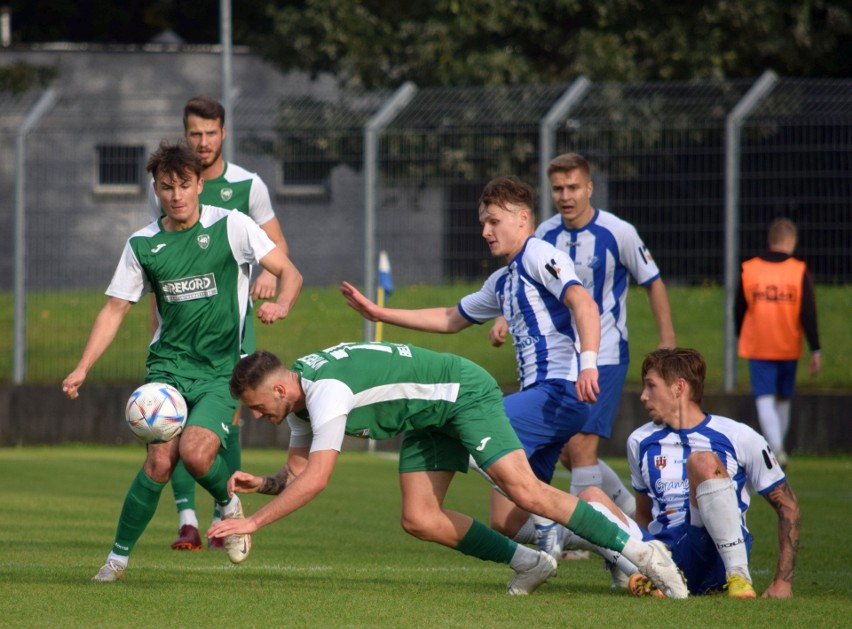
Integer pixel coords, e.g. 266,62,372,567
125,382,188,444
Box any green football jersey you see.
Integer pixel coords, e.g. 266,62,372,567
107,206,276,380
291,342,464,441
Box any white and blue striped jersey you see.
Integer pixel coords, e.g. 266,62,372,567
536,210,660,365
458,237,583,389
627,414,787,543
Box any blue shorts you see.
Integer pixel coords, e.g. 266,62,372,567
668,525,753,595
748,359,797,398
580,363,628,438
503,379,589,483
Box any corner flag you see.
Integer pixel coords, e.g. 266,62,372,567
375,251,393,342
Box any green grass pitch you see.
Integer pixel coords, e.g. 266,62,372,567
1,446,849,627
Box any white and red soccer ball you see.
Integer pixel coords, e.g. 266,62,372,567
125,382,188,443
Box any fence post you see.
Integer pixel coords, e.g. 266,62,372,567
14,88,57,384
538,76,591,223
362,81,417,342
723,70,779,392
220,0,234,162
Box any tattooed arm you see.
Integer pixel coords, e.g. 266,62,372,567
761,481,800,598
257,465,295,495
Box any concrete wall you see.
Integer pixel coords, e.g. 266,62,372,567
2,384,849,455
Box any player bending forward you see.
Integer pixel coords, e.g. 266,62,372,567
207,344,689,597
548,348,799,598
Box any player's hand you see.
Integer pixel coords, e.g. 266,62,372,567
228,471,263,495
251,271,278,301
61,368,87,400
575,368,599,404
761,579,793,599
256,301,290,324
489,317,509,347
809,351,821,377
340,281,381,322
206,516,259,541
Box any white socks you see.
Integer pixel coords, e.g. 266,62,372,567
513,516,538,544
179,509,199,528
598,460,637,518
569,464,603,495
695,478,751,581
756,394,784,454
509,543,541,571
776,399,791,445
107,552,129,568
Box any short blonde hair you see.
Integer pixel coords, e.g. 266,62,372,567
768,217,797,247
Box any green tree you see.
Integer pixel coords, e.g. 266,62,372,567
254,0,851,87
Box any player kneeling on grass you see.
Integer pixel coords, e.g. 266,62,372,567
206,344,688,598
538,348,800,599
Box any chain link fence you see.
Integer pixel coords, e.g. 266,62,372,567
3,75,850,382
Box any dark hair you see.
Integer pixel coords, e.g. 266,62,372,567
547,153,591,179
183,95,226,129
641,348,706,403
230,350,284,398
146,140,202,180
478,176,535,214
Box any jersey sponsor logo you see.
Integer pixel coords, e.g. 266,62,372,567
654,478,688,494
654,455,667,469
221,423,230,434
220,188,233,202
160,273,218,303
151,243,167,253
476,436,492,451
513,334,542,349
639,245,654,264
545,258,561,279
197,234,211,250
748,283,797,303
351,428,370,438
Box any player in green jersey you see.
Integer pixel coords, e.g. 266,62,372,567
206,344,689,598
62,141,303,582
148,96,294,551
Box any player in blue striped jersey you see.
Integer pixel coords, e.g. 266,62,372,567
536,154,675,513
559,348,799,598
340,176,607,567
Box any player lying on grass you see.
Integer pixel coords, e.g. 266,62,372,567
206,344,688,598
538,348,800,598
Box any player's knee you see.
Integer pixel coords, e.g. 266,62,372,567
577,486,608,504
143,455,174,483
399,510,436,541
686,451,726,480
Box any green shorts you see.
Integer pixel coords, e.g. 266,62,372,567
397,358,523,474
146,372,238,448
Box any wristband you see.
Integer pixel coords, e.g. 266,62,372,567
580,351,598,371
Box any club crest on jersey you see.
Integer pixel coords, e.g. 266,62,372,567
220,188,233,202
654,455,667,469
197,234,210,250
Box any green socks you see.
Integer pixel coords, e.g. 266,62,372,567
112,469,166,556
567,499,631,552
223,423,241,473
193,455,233,506
170,460,196,513
170,425,240,515
455,519,517,564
